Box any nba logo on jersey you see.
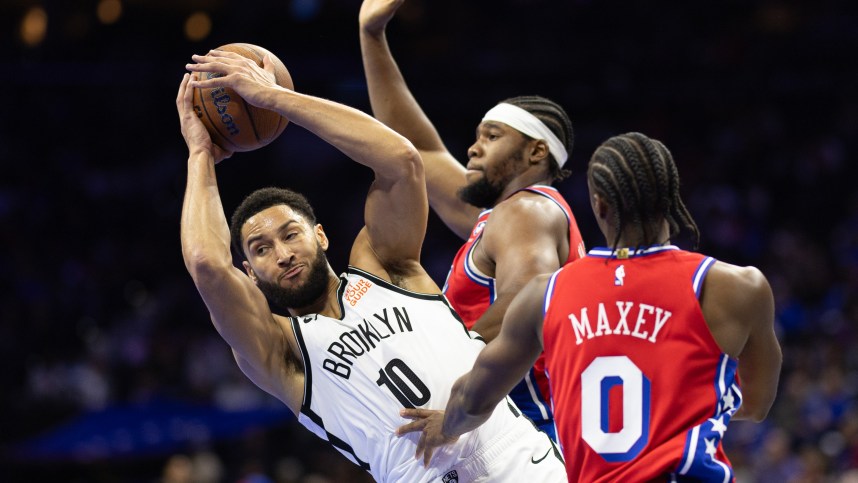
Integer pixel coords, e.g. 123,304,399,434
614,265,625,286
472,221,486,238
442,470,459,483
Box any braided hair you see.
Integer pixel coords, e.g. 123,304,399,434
502,95,573,181
587,132,699,250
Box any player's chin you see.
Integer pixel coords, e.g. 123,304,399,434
277,275,302,289
464,170,484,184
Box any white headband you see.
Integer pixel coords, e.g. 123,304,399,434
482,103,568,167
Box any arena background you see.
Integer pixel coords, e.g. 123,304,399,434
2,0,856,481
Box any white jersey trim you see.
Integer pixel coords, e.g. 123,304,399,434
543,268,563,315
588,244,679,258
692,256,716,299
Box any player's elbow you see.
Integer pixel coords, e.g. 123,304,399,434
452,376,495,417
737,400,774,423
736,375,780,422
388,138,424,179
182,247,233,283
461,398,495,418
746,409,770,423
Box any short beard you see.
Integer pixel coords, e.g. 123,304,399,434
256,243,331,312
457,175,506,208
458,150,523,208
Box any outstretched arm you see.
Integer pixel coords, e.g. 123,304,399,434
177,73,301,410
359,0,480,238
397,273,549,466
443,274,547,434
187,51,428,280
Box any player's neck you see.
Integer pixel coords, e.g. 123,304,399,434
608,220,671,250
288,272,343,318
495,173,552,205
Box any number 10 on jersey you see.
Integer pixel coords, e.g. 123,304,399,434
377,358,432,408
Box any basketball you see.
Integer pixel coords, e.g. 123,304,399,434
192,43,293,152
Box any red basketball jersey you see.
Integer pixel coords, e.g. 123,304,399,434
542,246,740,482
442,184,585,434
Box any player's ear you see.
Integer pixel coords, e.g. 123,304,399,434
588,180,609,221
591,193,608,220
315,224,329,251
243,261,258,283
528,139,549,165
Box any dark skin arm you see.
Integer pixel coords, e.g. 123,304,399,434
468,194,568,340
359,0,481,238
700,262,782,421
397,273,550,466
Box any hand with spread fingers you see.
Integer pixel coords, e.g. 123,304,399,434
186,49,284,110
396,408,459,468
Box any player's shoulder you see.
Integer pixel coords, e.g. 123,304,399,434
490,188,567,223
707,260,767,287
347,262,443,296
704,260,771,305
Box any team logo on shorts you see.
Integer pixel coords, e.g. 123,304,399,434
442,470,459,483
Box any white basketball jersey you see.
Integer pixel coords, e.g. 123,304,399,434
290,267,509,482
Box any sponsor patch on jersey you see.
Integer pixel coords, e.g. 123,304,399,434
442,470,459,483
344,278,372,306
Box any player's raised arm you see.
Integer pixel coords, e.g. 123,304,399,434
359,0,480,238
187,50,428,277
177,73,299,408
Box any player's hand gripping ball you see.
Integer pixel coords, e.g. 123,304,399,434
192,43,293,152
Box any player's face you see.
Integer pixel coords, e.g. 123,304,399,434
241,205,332,309
459,121,529,208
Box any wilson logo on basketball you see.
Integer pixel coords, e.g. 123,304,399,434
344,279,372,306
208,84,240,136
191,44,291,153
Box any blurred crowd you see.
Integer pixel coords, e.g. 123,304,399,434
2,0,856,481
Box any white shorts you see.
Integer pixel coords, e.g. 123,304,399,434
434,399,567,483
